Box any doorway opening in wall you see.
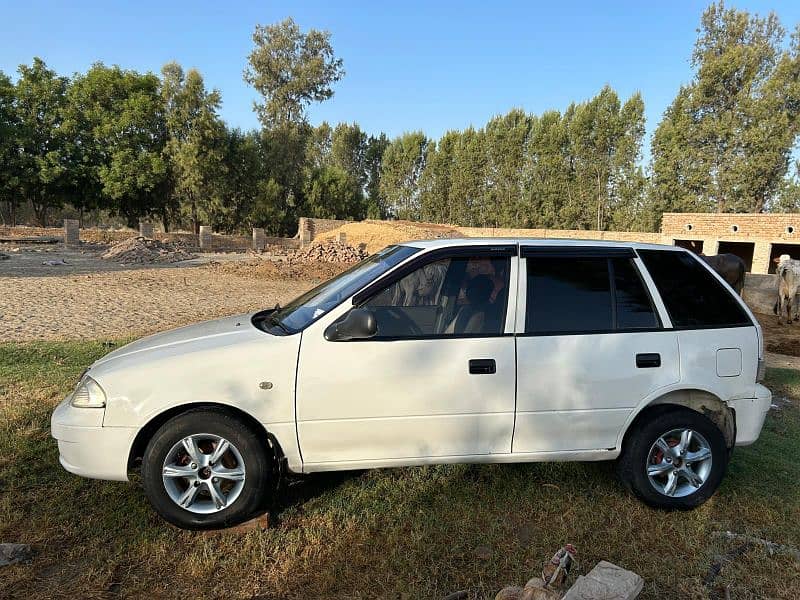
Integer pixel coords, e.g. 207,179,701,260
674,239,704,254
768,243,800,273
717,242,755,272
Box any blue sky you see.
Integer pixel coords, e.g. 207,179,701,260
3,1,800,147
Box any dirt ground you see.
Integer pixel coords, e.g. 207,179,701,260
0,242,342,341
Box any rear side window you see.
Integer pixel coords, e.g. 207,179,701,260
525,256,658,334
637,249,751,328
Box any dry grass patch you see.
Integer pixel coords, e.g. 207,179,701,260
1,342,799,598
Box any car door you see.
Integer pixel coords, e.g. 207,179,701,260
295,245,518,469
513,246,680,454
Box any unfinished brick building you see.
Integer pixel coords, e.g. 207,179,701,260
661,213,800,274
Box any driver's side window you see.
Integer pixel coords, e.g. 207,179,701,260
362,254,510,338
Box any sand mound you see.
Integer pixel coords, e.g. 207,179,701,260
314,220,460,253
101,236,196,264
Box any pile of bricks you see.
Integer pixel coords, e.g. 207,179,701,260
289,240,368,264
101,237,197,264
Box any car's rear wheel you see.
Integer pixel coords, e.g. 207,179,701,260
141,408,271,529
616,406,728,510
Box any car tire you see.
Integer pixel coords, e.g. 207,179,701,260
616,406,728,510
141,408,271,530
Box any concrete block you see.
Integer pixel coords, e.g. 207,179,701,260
198,225,213,251
562,561,643,600
63,219,80,247
139,221,154,239
253,228,267,251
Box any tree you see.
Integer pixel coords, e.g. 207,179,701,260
379,132,428,219
0,71,22,225
14,58,70,226
449,127,487,226
244,17,344,127
162,62,226,233
651,2,800,215
364,133,389,218
330,122,367,188
484,109,532,227
419,131,458,223
303,165,364,220
213,128,262,233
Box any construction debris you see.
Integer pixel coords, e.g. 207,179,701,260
290,240,368,264
101,236,196,264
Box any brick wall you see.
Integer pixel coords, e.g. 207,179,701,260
456,226,663,244
662,212,800,241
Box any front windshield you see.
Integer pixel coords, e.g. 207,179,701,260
266,245,420,334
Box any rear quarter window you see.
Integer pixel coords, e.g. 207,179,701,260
637,249,751,328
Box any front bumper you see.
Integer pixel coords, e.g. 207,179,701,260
51,397,136,481
728,384,772,446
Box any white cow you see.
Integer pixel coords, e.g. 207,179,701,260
774,254,800,324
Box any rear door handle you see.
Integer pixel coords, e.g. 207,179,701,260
469,359,496,374
636,353,661,368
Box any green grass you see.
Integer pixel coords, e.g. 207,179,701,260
1,341,799,599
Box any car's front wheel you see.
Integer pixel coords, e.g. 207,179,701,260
617,406,728,510
141,408,271,529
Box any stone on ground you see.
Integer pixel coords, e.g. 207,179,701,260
562,561,643,600
0,543,33,567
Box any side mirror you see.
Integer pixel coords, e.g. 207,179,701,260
324,308,377,341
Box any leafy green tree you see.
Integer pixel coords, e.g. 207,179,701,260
364,133,389,218
484,109,532,226
244,17,344,127
419,131,458,223
0,71,22,225
14,58,70,226
330,122,367,188
213,128,262,233
161,62,226,233
652,2,800,215
449,127,487,226
303,165,364,220
379,132,428,219
523,111,572,228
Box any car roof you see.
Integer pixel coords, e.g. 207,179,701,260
400,237,682,252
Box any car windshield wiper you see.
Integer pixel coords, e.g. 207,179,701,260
267,314,292,335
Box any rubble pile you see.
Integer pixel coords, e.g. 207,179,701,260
289,240,368,264
101,236,197,264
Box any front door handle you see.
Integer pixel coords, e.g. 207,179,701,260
469,359,496,374
636,353,661,368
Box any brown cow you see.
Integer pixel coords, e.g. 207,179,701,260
699,253,746,295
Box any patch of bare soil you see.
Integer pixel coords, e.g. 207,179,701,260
0,265,315,342
206,258,351,282
754,312,800,357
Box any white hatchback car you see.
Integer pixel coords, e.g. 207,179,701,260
52,239,771,529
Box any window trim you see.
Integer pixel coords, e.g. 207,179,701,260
348,244,518,341
521,251,663,336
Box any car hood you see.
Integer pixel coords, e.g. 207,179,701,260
92,313,259,367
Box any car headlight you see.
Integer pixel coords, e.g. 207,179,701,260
70,376,107,408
